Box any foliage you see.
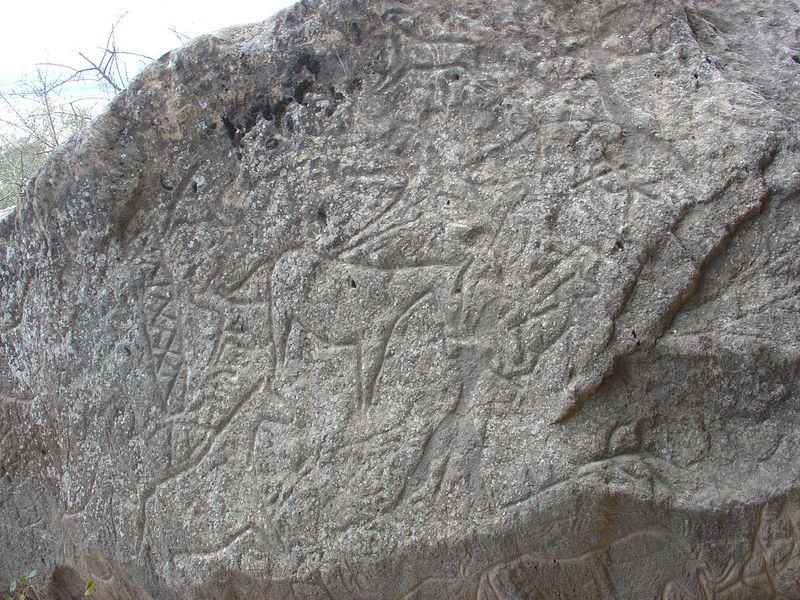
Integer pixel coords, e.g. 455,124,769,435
84,578,95,596
0,15,152,209
0,69,97,208
3,570,95,599
3,570,38,600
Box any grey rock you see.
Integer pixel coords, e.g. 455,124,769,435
0,206,15,223
1,0,799,598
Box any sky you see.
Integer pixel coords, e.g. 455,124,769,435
0,0,297,89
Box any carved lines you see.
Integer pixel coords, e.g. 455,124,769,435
141,261,185,413
271,249,467,410
136,377,265,555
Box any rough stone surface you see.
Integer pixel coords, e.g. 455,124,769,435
1,0,799,598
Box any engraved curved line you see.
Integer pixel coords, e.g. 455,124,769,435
285,316,358,351
552,527,681,564
62,463,99,517
217,258,269,296
392,381,464,510
153,331,178,373
135,377,264,554
0,273,34,333
174,520,289,559
172,523,255,557
0,393,34,406
498,476,572,510
138,289,159,382
499,454,667,511
377,61,474,92
473,525,693,596
464,128,536,168
558,176,769,424
211,333,248,366
148,292,172,322
363,287,433,407
483,571,503,600
334,186,409,256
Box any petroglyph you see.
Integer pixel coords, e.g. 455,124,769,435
1,0,798,598
271,249,468,408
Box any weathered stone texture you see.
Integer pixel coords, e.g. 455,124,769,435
1,0,799,598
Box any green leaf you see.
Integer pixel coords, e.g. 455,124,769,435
8,580,15,593
84,579,96,595
26,571,36,579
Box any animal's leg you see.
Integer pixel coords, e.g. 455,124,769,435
271,303,292,371
359,327,391,408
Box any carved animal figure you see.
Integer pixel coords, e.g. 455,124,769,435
270,249,469,407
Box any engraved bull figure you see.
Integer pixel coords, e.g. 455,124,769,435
270,249,470,408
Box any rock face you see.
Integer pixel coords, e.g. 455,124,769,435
1,0,799,598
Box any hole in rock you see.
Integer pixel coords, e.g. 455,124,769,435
49,566,84,600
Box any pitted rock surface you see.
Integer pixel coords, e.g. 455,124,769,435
1,1,799,598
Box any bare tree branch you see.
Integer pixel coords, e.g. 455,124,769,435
168,26,192,43
0,14,150,208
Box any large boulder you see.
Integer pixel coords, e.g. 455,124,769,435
2,0,799,598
